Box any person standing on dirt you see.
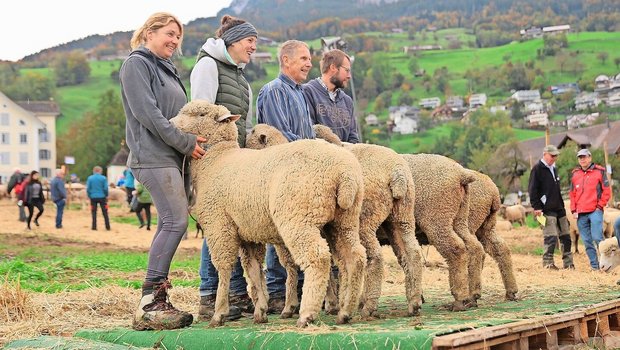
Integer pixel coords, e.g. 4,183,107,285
120,12,205,331
133,181,152,230
190,14,257,322
50,168,67,229
7,168,27,222
528,145,574,270
23,170,45,230
86,165,110,231
124,168,136,212
569,148,611,271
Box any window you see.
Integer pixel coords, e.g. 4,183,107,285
0,152,9,165
39,149,51,160
19,152,28,165
0,113,8,126
41,168,51,178
19,133,27,144
0,133,8,144
39,129,50,142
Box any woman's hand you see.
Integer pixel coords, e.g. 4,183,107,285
192,136,207,159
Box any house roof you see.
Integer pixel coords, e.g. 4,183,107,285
518,121,620,163
16,100,60,115
109,146,129,166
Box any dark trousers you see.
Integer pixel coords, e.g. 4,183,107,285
26,199,44,228
90,198,110,230
135,202,152,228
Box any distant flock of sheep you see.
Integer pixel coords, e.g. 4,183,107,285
171,100,521,327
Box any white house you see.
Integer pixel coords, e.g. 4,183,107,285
511,90,541,103
526,111,549,126
607,91,620,108
575,92,601,110
365,114,379,126
0,91,59,183
392,116,418,134
419,97,441,109
566,113,599,129
469,93,487,108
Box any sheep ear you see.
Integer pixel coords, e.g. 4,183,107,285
217,114,241,123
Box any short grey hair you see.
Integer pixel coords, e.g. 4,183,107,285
278,40,309,68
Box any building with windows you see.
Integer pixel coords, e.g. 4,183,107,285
0,91,60,183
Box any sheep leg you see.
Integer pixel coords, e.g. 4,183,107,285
423,222,470,311
239,242,268,323
383,219,424,316
330,219,367,325
273,244,299,319
207,221,240,327
322,229,340,315
278,225,332,327
357,221,384,318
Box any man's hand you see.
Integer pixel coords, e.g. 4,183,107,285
534,209,542,217
573,212,578,219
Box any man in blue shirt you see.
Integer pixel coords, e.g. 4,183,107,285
50,168,67,229
86,165,110,231
256,39,314,314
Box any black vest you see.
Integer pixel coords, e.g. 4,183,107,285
197,50,250,146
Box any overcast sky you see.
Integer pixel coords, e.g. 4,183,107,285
2,0,233,62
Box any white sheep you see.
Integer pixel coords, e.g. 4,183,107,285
170,100,367,327
498,204,526,226
467,170,518,301
401,153,483,311
599,237,620,272
248,124,424,318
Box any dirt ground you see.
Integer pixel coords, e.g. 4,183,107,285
1,198,620,346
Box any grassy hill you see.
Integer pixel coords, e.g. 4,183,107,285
27,30,620,153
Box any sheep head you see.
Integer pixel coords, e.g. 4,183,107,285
599,237,620,272
170,100,240,145
313,124,343,146
245,123,288,149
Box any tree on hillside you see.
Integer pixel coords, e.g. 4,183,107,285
0,62,18,87
597,51,609,65
58,90,125,179
484,141,528,195
614,57,620,69
51,51,91,87
4,72,56,101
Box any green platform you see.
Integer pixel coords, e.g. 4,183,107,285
71,287,620,350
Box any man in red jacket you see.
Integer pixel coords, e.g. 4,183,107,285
569,148,611,270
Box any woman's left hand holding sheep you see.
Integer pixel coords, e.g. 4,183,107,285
192,136,207,159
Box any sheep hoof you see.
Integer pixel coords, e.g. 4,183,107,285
464,298,478,308
421,294,426,303
360,307,378,318
336,312,351,324
253,310,268,324
324,305,339,315
296,313,316,327
450,301,467,312
209,315,225,327
408,305,421,317
505,291,518,301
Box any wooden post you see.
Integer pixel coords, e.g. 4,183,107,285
603,141,614,206
545,127,550,147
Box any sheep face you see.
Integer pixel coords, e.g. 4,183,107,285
599,237,620,272
170,100,240,145
313,124,343,146
245,124,288,149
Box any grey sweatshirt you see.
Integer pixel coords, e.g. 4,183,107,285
120,47,196,170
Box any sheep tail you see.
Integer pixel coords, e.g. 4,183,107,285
389,165,409,200
336,174,359,210
460,170,477,187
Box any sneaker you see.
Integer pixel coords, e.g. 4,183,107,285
564,264,575,270
132,280,193,331
198,295,242,322
543,264,559,270
267,296,286,314
229,294,255,314
34,219,39,227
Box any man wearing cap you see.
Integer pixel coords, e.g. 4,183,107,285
569,148,611,270
528,144,574,270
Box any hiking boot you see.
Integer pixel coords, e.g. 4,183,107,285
133,280,193,331
267,296,286,314
543,264,559,270
229,293,255,314
198,295,242,322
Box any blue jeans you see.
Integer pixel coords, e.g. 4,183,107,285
614,216,620,245
199,239,247,297
266,244,304,298
577,209,604,269
54,199,66,228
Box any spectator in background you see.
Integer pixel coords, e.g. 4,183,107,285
303,48,359,143
257,39,314,313
134,181,153,230
190,14,257,321
24,170,45,230
50,168,67,229
569,148,611,270
7,168,27,222
124,168,136,212
86,165,110,231
528,145,573,270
